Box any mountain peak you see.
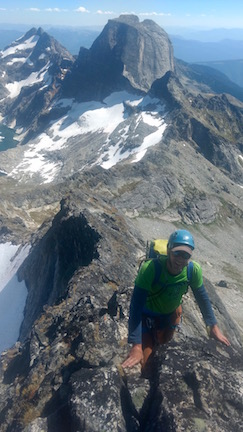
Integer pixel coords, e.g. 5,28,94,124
113,14,140,25
92,14,175,92
0,26,74,139
63,14,174,101
36,27,45,36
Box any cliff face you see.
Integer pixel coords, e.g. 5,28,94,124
18,199,101,341
62,15,174,101
0,193,141,431
0,194,242,432
92,15,175,92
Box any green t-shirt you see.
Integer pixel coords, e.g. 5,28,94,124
135,256,203,314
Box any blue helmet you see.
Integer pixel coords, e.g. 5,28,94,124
168,229,195,251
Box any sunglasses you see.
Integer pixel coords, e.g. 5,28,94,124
171,250,192,260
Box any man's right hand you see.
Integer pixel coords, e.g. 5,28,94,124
121,344,143,369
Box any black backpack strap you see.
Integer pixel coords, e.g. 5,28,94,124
146,258,164,299
154,259,193,285
153,258,163,285
149,259,193,299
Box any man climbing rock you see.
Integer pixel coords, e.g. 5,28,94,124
122,229,230,371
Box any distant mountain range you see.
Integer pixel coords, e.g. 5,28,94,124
1,24,243,88
195,59,243,88
170,35,243,62
0,16,243,186
1,25,243,60
0,26,101,54
170,36,243,87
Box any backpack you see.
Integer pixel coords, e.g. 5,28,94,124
142,239,194,286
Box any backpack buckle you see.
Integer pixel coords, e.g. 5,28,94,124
146,317,155,329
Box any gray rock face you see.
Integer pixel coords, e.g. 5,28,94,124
137,337,243,432
0,195,142,431
101,15,175,92
0,27,74,139
18,198,101,341
62,14,174,101
0,195,242,431
150,70,243,185
178,195,219,224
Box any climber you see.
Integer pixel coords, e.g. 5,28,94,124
122,229,230,371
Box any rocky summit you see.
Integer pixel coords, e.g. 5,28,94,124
62,14,174,100
0,27,74,142
0,14,242,432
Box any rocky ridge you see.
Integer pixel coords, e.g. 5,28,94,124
0,14,242,432
0,27,74,142
0,195,242,431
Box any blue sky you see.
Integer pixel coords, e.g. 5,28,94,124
0,1,243,29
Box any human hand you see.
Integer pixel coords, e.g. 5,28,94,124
209,324,230,346
121,344,143,369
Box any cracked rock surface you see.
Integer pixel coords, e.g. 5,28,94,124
0,194,242,431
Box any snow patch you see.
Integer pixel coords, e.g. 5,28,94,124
6,62,51,99
98,112,167,169
10,91,140,182
6,57,26,65
9,91,167,183
0,243,30,353
0,35,39,59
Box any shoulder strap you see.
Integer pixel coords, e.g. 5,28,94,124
153,258,163,285
150,259,193,296
187,261,194,283
153,259,193,285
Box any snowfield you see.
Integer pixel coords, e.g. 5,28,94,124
0,243,30,353
9,91,167,183
6,61,51,99
0,32,168,185
0,35,39,59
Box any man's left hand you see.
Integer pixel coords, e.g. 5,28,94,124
209,324,230,346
